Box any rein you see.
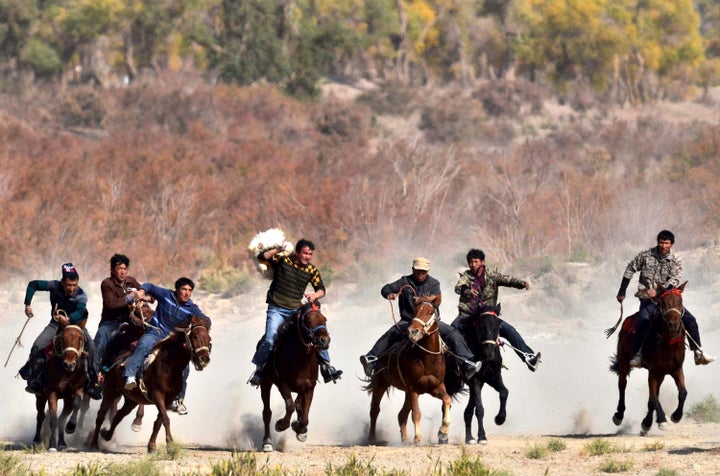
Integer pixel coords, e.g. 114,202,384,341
296,309,327,350
184,324,211,358
410,302,443,355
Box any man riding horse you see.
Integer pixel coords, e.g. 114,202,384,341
617,229,715,368
19,263,101,400
359,257,482,380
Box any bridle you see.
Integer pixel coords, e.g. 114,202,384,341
59,325,85,359
184,322,211,369
476,308,501,346
411,301,440,336
297,306,328,349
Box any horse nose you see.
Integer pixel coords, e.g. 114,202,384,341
318,335,330,350
408,328,422,343
64,360,76,372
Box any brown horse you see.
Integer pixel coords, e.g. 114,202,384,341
33,323,88,451
610,283,688,435
365,295,454,445
90,315,212,452
260,301,331,452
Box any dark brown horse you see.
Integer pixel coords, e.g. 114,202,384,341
260,301,330,452
611,283,688,435
365,295,454,445
90,315,212,452
449,304,508,445
33,323,88,451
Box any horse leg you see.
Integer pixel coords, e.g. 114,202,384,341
490,376,509,426
57,396,75,451
291,390,314,442
65,394,84,435
463,385,477,444
131,404,144,432
670,369,688,423
274,385,294,433
435,389,452,445
34,395,47,447
613,367,629,425
641,374,664,434
100,397,138,443
148,393,172,453
260,382,274,452
91,392,119,449
473,381,487,444
398,392,413,444
47,393,59,452
410,392,423,444
368,380,389,445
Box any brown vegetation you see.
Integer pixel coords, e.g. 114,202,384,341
1,75,719,289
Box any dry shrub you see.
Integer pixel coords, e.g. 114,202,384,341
313,98,371,147
56,87,105,127
472,79,545,118
357,81,420,116
419,89,486,143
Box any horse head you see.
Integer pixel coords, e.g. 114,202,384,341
408,295,440,343
471,304,502,360
185,315,212,371
656,281,686,337
297,301,330,350
60,325,85,372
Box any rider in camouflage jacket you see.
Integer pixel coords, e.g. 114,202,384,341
451,249,541,372
617,229,714,366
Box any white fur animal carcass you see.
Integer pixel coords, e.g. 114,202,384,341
248,228,294,279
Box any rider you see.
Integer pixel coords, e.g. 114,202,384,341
359,257,483,380
19,263,101,399
123,277,211,391
451,249,541,372
247,238,343,386
617,229,715,367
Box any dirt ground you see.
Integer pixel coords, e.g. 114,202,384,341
3,421,720,475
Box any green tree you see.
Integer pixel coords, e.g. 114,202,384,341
0,0,39,68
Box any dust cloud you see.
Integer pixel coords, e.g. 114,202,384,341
2,246,720,451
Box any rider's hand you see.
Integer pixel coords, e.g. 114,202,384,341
616,295,625,303
646,288,657,298
24,305,33,318
387,293,397,300
56,314,70,326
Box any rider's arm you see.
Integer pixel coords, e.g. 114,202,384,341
24,280,49,306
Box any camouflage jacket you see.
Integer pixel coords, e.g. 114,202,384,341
622,247,682,297
454,267,526,317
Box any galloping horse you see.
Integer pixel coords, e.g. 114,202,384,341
91,315,212,452
365,295,455,445
611,283,688,435
453,304,508,445
33,322,89,451
260,301,330,452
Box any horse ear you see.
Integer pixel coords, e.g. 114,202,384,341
431,295,441,308
678,281,687,292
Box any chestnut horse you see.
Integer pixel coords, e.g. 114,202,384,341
260,301,331,452
450,304,508,445
365,295,454,445
90,315,212,452
33,323,88,451
610,283,688,435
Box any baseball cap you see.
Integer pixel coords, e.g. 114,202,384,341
412,257,431,271
61,263,79,280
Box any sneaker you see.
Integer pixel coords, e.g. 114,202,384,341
176,399,188,415
463,360,483,380
124,376,137,391
525,352,542,372
321,364,343,383
247,370,262,387
359,354,377,377
629,353,643,368
695,350,716,366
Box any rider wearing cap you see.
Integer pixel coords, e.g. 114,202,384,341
19,263,101,399
359,257,483,380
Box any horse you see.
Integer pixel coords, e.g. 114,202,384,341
90,315,212,452
365,295,455,445
259,301,331,452
33,323,89,451
610,282,688,435
447,304,508,445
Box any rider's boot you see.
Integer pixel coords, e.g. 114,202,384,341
247,366,263,387
694,349,716,365
525,352,542,372
462,360,483,380
629,352,643,368
320,363,343,383
359,354,377,377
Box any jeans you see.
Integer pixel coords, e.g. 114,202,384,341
451,315,535,361
251,305,332,368
632,299,658,354
368,320,474,362
123,328,162,379
94,321,121,374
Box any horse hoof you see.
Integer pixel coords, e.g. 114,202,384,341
480,439,488,446
100,429,111,441
437,433,449,445
466,438,477,445
640,429,648,436
275,420,289,432
296,432,308,443
262,442,274,452
671,413,683,423
612,414,623,426
47,448,57,453
495,415,506,425
131,423,142,432
658,422,668,431
65,422,76,434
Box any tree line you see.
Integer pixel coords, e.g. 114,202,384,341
1,0,719,101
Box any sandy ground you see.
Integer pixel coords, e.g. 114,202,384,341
2,248,720,475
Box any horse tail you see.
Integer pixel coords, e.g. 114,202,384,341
609,353,619,374
443,355,466,398
361,374,391,396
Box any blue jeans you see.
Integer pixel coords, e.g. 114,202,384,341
94,321,121,374
252,304,331,368
632,300,657,353
123,329,162,379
